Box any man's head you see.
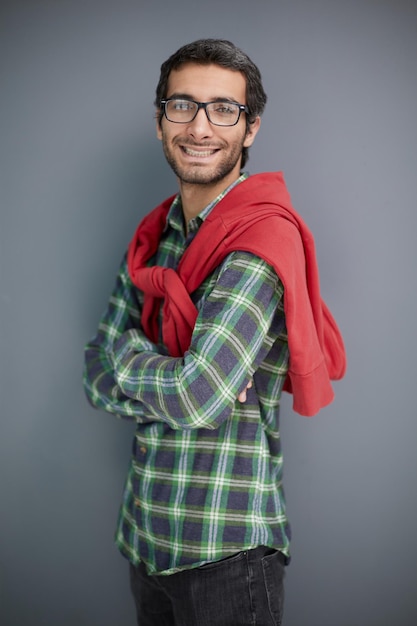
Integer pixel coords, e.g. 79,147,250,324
155,39,267,174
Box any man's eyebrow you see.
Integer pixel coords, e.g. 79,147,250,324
166,93,239,103
165,92,194,101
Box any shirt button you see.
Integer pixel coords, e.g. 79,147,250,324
134,498,140,507
139,446,147,455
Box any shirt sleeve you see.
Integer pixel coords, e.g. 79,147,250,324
112,251,286,430
83,255,162,422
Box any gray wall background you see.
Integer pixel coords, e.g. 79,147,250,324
1,1,416,624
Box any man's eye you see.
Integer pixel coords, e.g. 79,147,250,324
172,101,194,111
213,103,236,115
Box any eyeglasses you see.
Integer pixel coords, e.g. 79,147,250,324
160,98,249,127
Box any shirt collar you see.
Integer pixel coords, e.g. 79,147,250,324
165,172,249,234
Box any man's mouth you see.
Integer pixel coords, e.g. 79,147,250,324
181,146,219,158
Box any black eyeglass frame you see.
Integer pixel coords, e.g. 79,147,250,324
159,98,250,127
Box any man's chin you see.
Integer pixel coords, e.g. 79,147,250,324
172,162,240,187
178,171,223,186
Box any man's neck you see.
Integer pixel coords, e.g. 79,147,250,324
178,172,242,225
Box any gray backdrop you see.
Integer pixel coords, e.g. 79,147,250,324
1,1,416,624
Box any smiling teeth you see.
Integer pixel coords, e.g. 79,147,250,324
183,147,216,157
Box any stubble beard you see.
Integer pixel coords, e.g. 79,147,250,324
161,135,245,186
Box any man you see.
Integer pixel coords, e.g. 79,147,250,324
83,39,346,625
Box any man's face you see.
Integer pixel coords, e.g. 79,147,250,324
156,63,260,187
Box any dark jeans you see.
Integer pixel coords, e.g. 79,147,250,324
129,546,286,625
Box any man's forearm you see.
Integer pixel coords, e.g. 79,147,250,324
112,253,284,430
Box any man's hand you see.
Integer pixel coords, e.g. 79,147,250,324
237,380,253,403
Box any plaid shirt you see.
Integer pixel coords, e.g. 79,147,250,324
83,174,290,575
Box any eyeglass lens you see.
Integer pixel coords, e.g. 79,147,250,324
165,100,242,126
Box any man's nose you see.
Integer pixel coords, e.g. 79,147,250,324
187,107,213,138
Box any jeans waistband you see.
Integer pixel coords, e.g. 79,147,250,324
246,545,288,566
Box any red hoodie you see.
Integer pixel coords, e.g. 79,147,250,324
128,172,346,416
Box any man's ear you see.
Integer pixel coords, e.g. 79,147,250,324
243,116,261,148
156,113,163,140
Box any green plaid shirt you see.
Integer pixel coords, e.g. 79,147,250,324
83,174,290,575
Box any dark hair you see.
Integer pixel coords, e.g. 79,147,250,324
154,39,267,167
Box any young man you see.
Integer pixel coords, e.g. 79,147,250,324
83,39,346,625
